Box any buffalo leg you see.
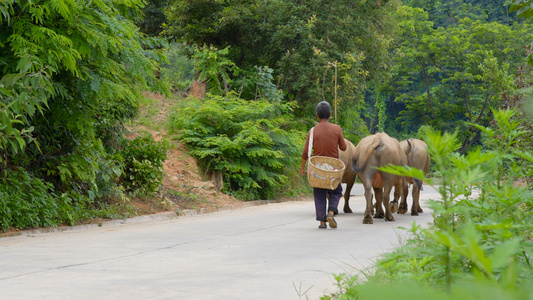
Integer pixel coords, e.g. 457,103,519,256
363,185,374,224
390,183,401,214
373,188,385,218
398,182,409,214
417,190,424,213
343,181,354,213
382,184,395,221
411,183,423,215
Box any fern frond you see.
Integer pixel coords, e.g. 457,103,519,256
170,93,303,199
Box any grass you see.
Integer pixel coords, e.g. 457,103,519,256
135,93,170,131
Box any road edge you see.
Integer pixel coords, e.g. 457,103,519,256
0,197,312,238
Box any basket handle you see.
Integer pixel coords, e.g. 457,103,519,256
308,127,314,159
307,127,314,176
330,177,340,190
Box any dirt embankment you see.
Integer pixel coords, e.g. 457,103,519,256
127,92,242,215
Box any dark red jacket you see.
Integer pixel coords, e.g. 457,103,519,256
302,122,347,160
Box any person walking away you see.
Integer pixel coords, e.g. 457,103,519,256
300,101,347,229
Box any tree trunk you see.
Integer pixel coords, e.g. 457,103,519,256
460,129,480,153
474,93,491,124
463,91,473,123
419,60,438,122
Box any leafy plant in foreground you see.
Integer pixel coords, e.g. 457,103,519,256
326,108,533,299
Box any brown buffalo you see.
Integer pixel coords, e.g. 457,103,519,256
350,133,408,224
338,139,357,213
391,138,430,216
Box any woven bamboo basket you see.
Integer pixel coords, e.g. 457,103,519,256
307,156,345,190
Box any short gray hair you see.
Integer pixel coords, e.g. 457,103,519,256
316,101,331,119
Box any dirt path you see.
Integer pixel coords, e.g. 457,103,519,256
125,92,242,214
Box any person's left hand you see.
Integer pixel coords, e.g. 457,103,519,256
299,167,306,176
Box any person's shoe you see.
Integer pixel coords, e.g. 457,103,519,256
318,223,327,229
326,213,337,228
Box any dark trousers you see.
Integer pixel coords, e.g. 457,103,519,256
313,185,342,222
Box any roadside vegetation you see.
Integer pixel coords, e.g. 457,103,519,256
1,12,532,300
323,108,533,299
0,0,169,231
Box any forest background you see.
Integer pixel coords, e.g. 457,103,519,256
0,0,531,236
2,0,533,299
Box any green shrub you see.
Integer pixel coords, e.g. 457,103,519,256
0,169,72,231
0,167,141,232
169,93,303,200
192,46,239,96
120,134,169,196
36,135,124,203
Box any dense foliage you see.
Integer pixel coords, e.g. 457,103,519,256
0,168,70,231
163,0,533,152
136,0,168,36
0,0,168,230
406,0,519,27
164,0,400,137
372,4,533,151
510,0,533,64
169,93,303,200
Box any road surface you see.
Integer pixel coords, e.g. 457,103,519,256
0,184,439,299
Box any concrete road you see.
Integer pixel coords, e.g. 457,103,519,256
0,184,439,300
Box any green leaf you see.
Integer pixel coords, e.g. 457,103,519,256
489,239,520,270
378,164,426,181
